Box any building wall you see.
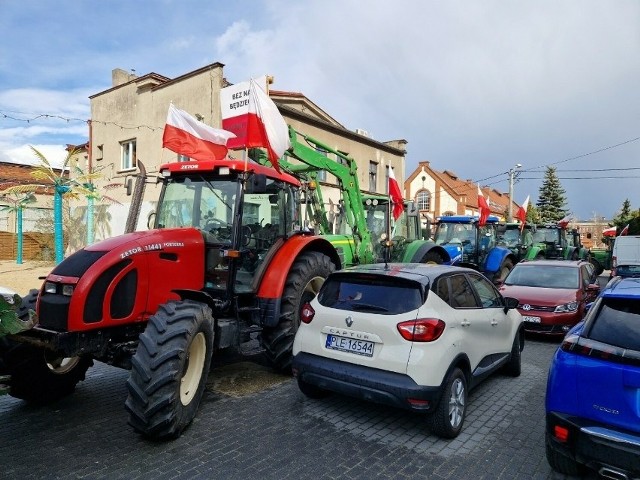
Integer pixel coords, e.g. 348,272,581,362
75,64,407,247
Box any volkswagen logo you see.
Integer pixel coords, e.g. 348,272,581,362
345,316,353,327
522,304,531,311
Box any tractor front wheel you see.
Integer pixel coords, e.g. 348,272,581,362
495,258,514,283
261,251,335,373
1,290,92,403
125,300,214,440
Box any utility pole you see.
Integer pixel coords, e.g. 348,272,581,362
507,164,522,222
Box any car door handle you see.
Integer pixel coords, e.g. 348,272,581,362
491,319,498,326
461,319,470,327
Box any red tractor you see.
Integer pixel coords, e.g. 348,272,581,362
0,157,341,440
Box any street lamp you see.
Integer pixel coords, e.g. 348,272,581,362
507,163,522,222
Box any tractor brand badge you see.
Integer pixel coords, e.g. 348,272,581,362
345,316,353,327
522,304,532,311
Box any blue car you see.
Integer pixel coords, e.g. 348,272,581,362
545,276,640,478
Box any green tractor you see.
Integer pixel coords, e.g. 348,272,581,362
258,126,451,267
0,292,36,395
498,223,589,262
523,224,589,261
587,235,614,276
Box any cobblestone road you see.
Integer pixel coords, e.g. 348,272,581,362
0,337,599,480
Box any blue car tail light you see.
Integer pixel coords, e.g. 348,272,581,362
561,334,640,367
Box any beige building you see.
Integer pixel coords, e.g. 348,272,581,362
75,63,407,246
404,161,517,229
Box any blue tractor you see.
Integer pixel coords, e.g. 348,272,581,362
433,215,517,282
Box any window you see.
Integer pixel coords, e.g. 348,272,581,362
177,154,190,162
369,161,377,192
448,274,478,308
416,190,431,211
318,274,423,315
467,274,502,308
588,297,640,351
314,148,327,182
121,139,136,170
243,202,260,225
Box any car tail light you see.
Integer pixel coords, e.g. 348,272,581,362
553,425,570,443
397,318,445,342
300,303,315,324
561,333,635,365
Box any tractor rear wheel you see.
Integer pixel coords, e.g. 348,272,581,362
261,251,335,373
125,300,214,440
423,250,444,264
495,258,514,283
1,290,93,403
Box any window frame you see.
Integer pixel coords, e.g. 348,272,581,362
120,139,137,171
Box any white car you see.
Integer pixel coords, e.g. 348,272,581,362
292,263,524,438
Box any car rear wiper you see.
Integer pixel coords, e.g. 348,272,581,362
350,303,389,312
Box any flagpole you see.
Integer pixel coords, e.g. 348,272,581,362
385,163,392,264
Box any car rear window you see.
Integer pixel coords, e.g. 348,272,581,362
317,274,424,315
616,265,640,278
588,297,640,351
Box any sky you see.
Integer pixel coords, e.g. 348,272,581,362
1,0,639,221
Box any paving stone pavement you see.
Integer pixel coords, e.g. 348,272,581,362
0,338,599,480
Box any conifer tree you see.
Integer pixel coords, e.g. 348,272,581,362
536,167,568,222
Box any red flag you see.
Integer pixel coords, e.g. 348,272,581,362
602,226,617,237
477,185,490,226
388,167,404,221
221,77,291,172
621,224,629,236
516,195,530,230
162,104,235,161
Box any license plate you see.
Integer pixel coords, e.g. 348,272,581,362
325,334,374,357
523,316,541,323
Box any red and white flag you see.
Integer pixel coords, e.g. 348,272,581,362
162,104,235,162
388,167,404,221
557,214,572,229
602,226,617,237
477,185,491,226
221,77,291,172
516,195,530,231
621,224,630,236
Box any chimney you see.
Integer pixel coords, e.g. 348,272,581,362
112,68,137,87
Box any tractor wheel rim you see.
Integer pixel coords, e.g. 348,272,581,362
44,352,80,375
304,276,325,296
180,332,207,405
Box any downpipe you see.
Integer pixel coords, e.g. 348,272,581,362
599,466,629,480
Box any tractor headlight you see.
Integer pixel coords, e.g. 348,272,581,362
62,284,74,296
44,281,57,294
555,301,578,313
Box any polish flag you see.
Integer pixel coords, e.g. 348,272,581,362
557,214,572,229
621,224,630,236
602,226,617,237
221,77,291,172
477,185,490,226
388,167,404,221
516,195,530,230
162,104,235,161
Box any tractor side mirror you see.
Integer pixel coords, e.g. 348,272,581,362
246,174,267,194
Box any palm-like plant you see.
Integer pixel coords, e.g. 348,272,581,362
0,191,36,264
2,146,119,264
